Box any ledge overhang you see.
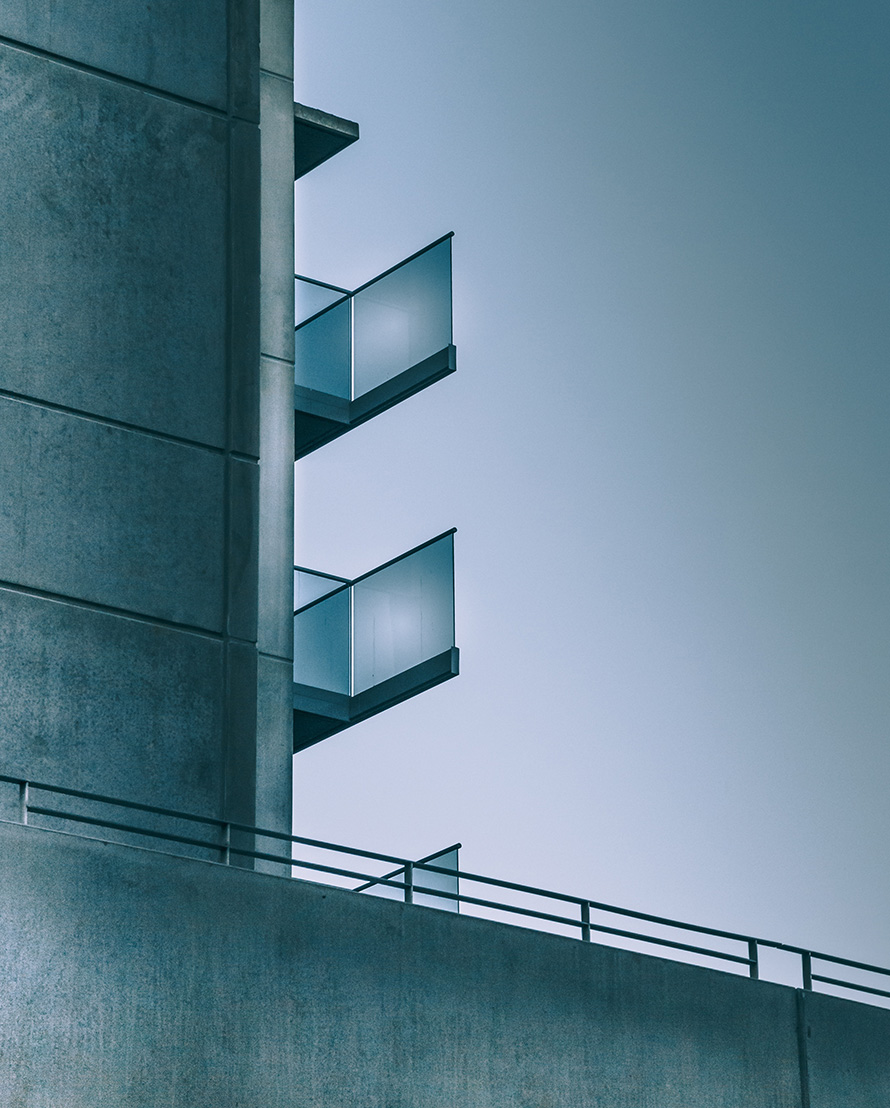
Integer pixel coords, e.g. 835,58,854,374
294,344,457,460
294,102,359,180
293,647,460,753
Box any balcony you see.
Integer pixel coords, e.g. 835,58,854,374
294,234,456,458
293,530,459,751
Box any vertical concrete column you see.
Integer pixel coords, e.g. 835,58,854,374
256,0,296,835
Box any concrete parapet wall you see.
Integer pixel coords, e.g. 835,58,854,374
0,821,886,1107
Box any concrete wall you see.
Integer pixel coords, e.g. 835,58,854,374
0,820,886,1108
256,0,296,832
0,2,293,831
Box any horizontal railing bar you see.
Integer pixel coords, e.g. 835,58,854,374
6,771,889,1003
353,846,462,894
294,273,351,295
293,579,350,615
294,233,453,331
811,973,890,1000
28,807,223,854
349,529,456,587
288,856,414,889
294,564,351,584
755,940,890,978
288,835,411,868
453,891,751,964
416,842,462,865
450,866,755,944
353,864,404,894
810,952,890,977
294,293,350,332
351,232,454,296
293,530,457,616
2,773,416,869
0,775,225,829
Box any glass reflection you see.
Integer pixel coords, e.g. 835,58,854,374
294,297,350,399
353,238,452,397
293,588,349,695
352,534,454,694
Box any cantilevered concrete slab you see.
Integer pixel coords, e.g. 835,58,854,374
294,102,359,180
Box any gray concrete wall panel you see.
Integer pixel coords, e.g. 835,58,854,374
0,0,229,108
0,398,225,630
0,45,228,446
0,589,224,813
230,0,261,120
255,653,294,834
257,356,295,658
259,71,296,365
227,457,260,642
223,640,259,828
5,823,886,1108
229,118,262,458
804,990,890,1107
260,0,295,80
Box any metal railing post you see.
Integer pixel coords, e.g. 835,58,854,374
19,781,29,825
580,901,591,942
748,939,759,979
404,861,414,904
222,823,231,866
801,951,813,991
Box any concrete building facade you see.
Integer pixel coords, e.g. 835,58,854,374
0,5,888,1105
0,0,293,834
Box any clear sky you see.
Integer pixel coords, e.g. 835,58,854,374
292,0,890,984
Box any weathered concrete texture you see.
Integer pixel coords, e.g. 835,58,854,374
260,70,296,365
0,397,225,630
0,44,228,446
255,653,294,834
257,355,295,658
0,0,229,109
5,823,886,1108
227,457,260,641
260,0,294,80
0,588,224,814
804,989,890,1107
228,116,263,458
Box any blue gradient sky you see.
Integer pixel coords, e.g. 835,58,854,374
292,1,890,976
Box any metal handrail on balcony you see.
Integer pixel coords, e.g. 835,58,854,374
294,233,454,405
293,529,456,698
3,772,889,1009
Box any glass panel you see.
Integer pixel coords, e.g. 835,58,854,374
352,534,454,694
295,278,348,326
293,588,349,694
356,847,458,912
415,847,459,913
358,865,406,903
294,298,351,399
294,568,348,611
352,238,452,398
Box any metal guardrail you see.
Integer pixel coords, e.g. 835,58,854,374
2,773,888,1007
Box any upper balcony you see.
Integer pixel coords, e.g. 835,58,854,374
293,530,459,751
294,234,456,459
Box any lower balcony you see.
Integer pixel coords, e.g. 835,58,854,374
293,530,458,752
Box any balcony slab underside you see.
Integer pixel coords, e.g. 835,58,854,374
293,102,359,180
293,646,459,752
294,345,456,460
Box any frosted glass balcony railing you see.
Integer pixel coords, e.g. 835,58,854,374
293,235,456,458
293,531,459,751
294,530,455,697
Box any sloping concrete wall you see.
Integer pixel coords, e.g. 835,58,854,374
0,821,886,1107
